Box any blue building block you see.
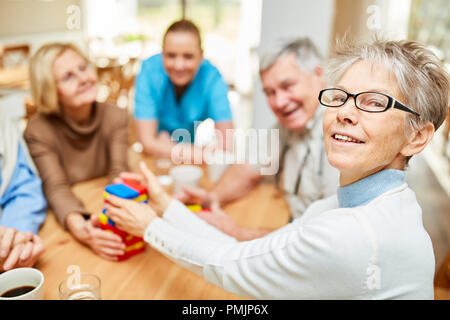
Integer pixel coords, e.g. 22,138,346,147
105,184,139,199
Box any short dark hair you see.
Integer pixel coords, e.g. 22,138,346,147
163,19,202,49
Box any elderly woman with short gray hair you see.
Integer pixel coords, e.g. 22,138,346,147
104,38,449,299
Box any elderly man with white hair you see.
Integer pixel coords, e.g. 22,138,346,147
176,38,340,239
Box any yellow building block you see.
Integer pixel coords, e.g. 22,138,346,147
187,204,202,212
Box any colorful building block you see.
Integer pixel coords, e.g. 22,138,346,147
122,178,147,195
100,181,148,261
187,204,211,214
104,184,139,199
186,204,202,212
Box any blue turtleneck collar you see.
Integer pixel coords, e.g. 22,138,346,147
337,169,405,208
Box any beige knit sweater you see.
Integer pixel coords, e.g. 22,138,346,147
24,102,129,228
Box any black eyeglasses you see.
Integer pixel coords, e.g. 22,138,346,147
318,88,420,117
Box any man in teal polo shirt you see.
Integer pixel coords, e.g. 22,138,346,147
134,20,233,162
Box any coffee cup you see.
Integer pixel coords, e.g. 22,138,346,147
157,175,174,195
0,268,44,300
169,165,203,194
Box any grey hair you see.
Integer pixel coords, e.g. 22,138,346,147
326,37,449,132
259,38,323,74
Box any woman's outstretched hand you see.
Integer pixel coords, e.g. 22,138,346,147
105,195,157,238
115,161,172,216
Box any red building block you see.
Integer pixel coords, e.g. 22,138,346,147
122,179,148,195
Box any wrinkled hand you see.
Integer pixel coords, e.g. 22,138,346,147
193,206,239,239
105,195,157,238
115,162,171,216
175,186,220,210
67,214,126,261
1,227,23,259
175,188,239,238
0,226,46,272
8,234,45,271
113,171,145,186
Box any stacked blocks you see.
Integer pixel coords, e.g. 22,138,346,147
100,179,148,261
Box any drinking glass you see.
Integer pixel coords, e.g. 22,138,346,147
58,273,101,300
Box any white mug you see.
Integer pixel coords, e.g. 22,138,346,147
157,175,174,195
169,165,203,194
0,268,44,300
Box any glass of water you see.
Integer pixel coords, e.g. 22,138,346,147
58,273,101,300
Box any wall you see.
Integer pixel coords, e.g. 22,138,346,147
0,0,84,52
331,0,412,45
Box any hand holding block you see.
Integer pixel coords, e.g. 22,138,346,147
101,181,148,261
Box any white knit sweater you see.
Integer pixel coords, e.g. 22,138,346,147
144,183,434,299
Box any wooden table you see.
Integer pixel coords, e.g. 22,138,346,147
36,152,291,300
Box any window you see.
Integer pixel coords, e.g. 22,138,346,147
408,0,449,61
137,0,181,50
137,0,242,83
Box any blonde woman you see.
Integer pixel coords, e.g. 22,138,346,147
24,43,129,261
105,39,448,299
